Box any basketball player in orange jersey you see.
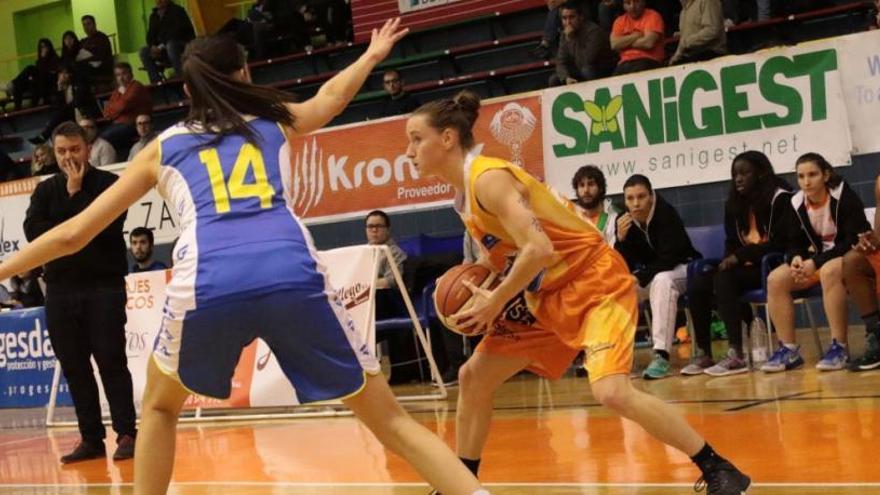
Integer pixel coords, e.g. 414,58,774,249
405,90,750,495
842,176,880,371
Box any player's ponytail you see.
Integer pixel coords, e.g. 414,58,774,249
413,90,481,149
182,35,296,146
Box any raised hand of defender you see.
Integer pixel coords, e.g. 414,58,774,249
365,18,409,63
453,279,505,335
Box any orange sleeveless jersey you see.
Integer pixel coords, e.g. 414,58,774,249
457,155,637,380
458,155,609,291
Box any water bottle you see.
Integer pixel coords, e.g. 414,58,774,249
741,322,751,369
749,317,769,368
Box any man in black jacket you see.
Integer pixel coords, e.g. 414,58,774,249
23,122,136,464
615,174,700,379
139,0,196,82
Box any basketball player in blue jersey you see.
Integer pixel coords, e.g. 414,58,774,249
0,20,488,495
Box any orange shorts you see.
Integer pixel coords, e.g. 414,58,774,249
867,251,880,296
475,249,637,382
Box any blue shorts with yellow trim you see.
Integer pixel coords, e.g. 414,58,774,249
152,288,377,403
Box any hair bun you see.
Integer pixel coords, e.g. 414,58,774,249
452,90,481,127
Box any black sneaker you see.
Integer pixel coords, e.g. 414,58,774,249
694,459,751,494
848,333,880,372
112,434,136,460
60,440,106,464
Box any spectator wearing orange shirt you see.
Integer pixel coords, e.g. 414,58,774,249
610,0,666,75
100,62,152,157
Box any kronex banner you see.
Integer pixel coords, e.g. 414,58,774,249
543,44,853,193
288,95,544,223
398,0,464,14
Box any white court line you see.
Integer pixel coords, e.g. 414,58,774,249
3,482,880,488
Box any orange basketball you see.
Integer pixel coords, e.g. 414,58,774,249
433,263,500,336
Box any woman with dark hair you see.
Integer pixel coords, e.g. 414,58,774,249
684,150,792,376
0,22,488,495
8,38,60,110
60,31,88,67
762,152,869,373
406,90,750,495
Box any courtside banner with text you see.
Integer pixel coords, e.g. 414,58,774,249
287,95,544,223
542,41,853,193
0,307,72,408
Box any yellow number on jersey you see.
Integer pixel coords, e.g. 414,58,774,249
199,143,275,214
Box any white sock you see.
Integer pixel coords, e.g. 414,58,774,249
783,342,799,351
472,491,491,495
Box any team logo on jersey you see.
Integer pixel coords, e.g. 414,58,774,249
489,102,537,168
480,234,499,250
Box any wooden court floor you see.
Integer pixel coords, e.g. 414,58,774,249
2,332,879,495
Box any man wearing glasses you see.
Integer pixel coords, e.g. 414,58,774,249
365,210,408,319
379,69,421,118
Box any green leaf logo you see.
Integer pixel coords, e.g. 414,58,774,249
584,95,622,137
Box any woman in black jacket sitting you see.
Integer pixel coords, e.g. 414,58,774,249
762,152,869,373
684,151,792,377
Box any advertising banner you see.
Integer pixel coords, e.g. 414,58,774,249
287,94,544,223
398,0,465,14
0,307,71,408
542,42,853,193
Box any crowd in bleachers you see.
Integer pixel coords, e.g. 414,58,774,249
0,0,355,182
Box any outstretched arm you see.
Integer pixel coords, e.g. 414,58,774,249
287,18,408,136
0,142,160,281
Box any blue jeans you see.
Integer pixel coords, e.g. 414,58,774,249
139,39,187,83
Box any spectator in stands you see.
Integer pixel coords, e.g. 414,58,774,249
128,114,157,161
610,0,666,74
79,15,115,82
572,165,618,245
684,151,792,376
842,176,880,371
7,269,45,309
129,227,168,273
668,0,726,65
550,2,616,86
23,121,136,463
380,69,420,118
365,210,407,318
7,38,60,111
28,65,99,145
32,143,60,176
761,153,869,373
324,0,353,45
140,0,196,82
101,62,153,156
615,174,701,379
79,117,116,167
60,31,87,69
264,0,310,52
367,210,406,290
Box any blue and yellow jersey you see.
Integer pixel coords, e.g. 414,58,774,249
156,118,326,311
